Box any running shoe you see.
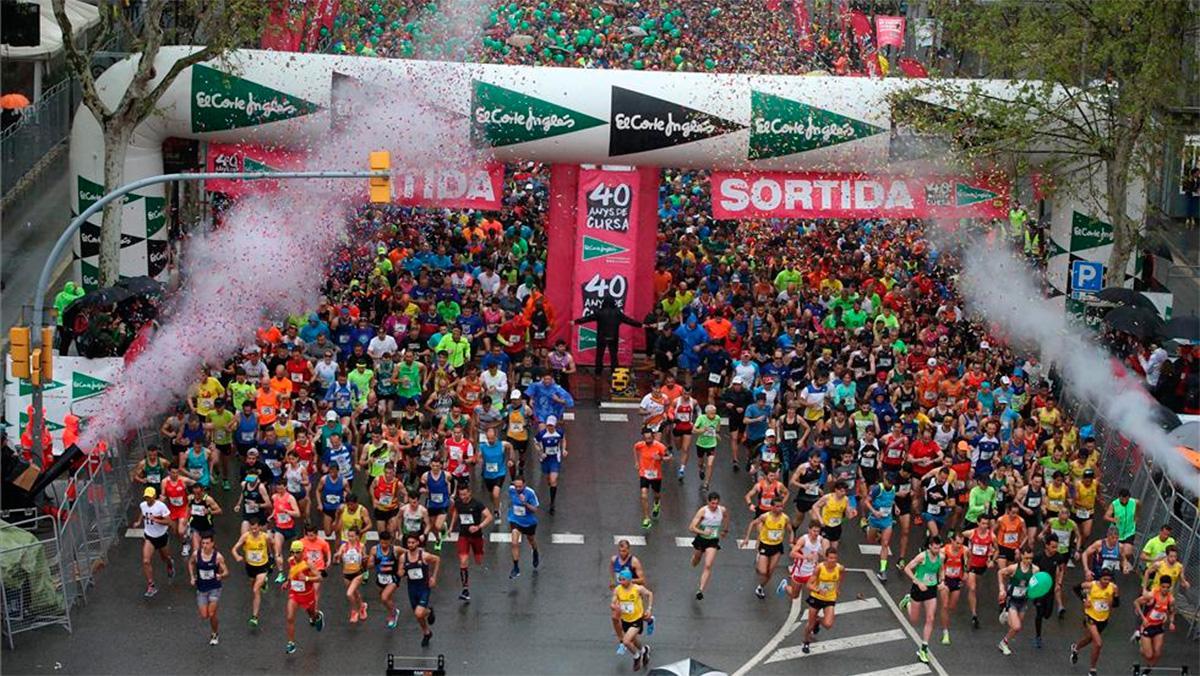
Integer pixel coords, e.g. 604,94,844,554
433,539,443,553
532,549,540,569
633,655,642,672
143,584,158,598
695,590,704,601
1000,608,1009,625
1130,629,1141,643
801,642,811,654
509,565,521,580
699,468,706,482
876,569,887,582
1057,606,1066,619
972,615,980,630
166,559,176,579
209,633,219,646
616,643,627,656
387,610,399,629
898,557,906,570
548,505,556,515
652,502,661,518
641,518,652,530
754,585,766,600
998,639,1011,655
458,589,470,601
285,641,296,654
428,607,436,625
731,464,740,474
314,610,325,631
899,594,911,611
274,571,286,585
859,517,867,529
645,617,654,636
360,602,368,620
249,615,259,628
421,630,433,647
776,579,788,597
677,467,685,482
942,629,951,645
1034,636,1043,649
916,645,930,664
1069,643,1079,665
641,645,650,666
350,608,359,623
181,543,191,558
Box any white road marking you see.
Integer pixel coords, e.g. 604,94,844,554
489,532,512,543
562,412,575,421
125,528,143,538
736,539,758,550
600,402,641,409
674,537,693,547
765,629,907,663
849,663,932,676
599,413,630,422
859,544,882,555
551,533,585,544
732,597,802,676
851,567,950,676
788,597,882,631
613,535,646,546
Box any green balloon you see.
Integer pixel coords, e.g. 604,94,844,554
520,20,530,30
711,7,721,16
602,15,613,26
641,18,655,30
538,1,547,8
633,60,644,70
547,26,557,36
591,7,601,19
551,10,561,21
592,34,603,46
670,28,681,38
642,35,655,46
1028,572,1054,599
533,10,544,20
553,53,565,62
673,53,683,64
541,47,551,56
705,58,715,69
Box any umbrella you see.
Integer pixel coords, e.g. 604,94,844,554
1103,306,1164,338
648,658,727,676
115,275,165,299
0,93,31,109
625,25,648,37
64,285,134,314
1095,287,1156,311
1159,315,1199,341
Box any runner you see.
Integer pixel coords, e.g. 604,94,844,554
610,539,647,643
504,390,533,478
188,532,228,645
283,540,324,654
138,487,175,598
782,522,829,600
634,427,671,530
692,404,722,490
333,526,368,623
334,494,370,545
299,524,332,601
318,462,349,537
995,502,1028,568
507,475,541,579
801,548,844,654
744,469,788,517
864,473,897,581
997,546,1039,655
1081,525,1127,581
401,531,440,647
1103,488,1138,566
234,471,270,535
687,493,728,600
535,416,566,514
370,462,404,534
270,481,302,584
450,482,493,602
230,519,271,627
419,458,452,552
1141,545,1190,594
1070,571,1119,676
667,386,698,482
611,570,654,671
131,445,170,499
478,427,513,518
161,466,192,555
186,482,222,560
963,514,997,630
368,530,402,629
900,535,945,664
1031,535,1061,648
788,453,825,527
938,531,968,643
744,501,793,600
1042,506,1079,617
399,491,431,543
811,481,855,547
1134,575,1176,671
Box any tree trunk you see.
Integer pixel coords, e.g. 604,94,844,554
98,122,133,287
1103,143,1135,288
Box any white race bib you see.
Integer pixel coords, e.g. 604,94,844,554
460,513,475,525
783,430,798,441
290,579,306,592
199,568,215,580
406,567,425,581
486,462,500,473
190,504,207,516
708,373,722,384
644,469,658,480
377,573,394,585
512,505,527,517
619,601,635,615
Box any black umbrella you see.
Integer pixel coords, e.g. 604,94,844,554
1159,315,1199,341
1095,287,1155,310
1104,305,1164,338
115,275,165,299
62,285,133,315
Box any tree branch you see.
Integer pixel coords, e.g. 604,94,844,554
50,0,109,122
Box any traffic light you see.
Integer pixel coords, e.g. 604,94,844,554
9,326,31,379
369,150,391,203
39,327,54,381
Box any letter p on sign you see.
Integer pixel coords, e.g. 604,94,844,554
1071,260,1103,293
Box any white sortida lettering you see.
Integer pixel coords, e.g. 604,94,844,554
466,171,496,201
439,171,467,199
885,181,914,209
783,180,813,211
750,178,782,211
856,180,884,209
717,178,750,212
812,180,838,210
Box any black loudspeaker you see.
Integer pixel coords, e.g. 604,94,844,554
1,1,41,48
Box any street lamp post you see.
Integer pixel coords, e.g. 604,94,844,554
27,169,388,460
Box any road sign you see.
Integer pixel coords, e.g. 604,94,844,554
1071,260,1104,293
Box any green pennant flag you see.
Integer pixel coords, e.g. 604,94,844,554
749,90,885,160
471,80,606,148
191,64,322,133
581,236,629,261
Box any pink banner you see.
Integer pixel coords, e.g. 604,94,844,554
261,0,307,51
849,10,880,77
545,164,579,346
571,168,641,365
875,15,906,48
792,0,814,52
206,143,304,196
711,171,1011,220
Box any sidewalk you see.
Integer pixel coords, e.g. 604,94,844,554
1,151,72,333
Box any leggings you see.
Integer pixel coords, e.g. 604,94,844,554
1033,596,1054,636
595,337,619,372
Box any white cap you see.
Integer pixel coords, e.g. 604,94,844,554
510,389,523,400
1001,376,1012,385
325,410,338,421
927,358,937,366
545,416,558,426
979,340,991,350
243,346,260,355
765,429,777,437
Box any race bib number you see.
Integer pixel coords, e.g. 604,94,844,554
290,580,306,592
1149,608,1166,621
248,550,266,565
783,430,798,441
190,504,207,516
379,494,393,507
429,493,445,504
1092,600,1109,612
766,529,783,541
861,456,876,468
762,451,777,462
619,601,635,615
245,501,260,513
1012,585,1027,597
927,504,941,515
806,485,820,496
170,496,185,506
708,373,722,384
644,469,658,480
512,505,527,517
1002,532,1018,545
343,549,361,566
971,544,988,556
377,573,394,585
406,567,425,581
1075,509,1091,520
325,494,340,504
460,514,475,525
677,412,691,422
827,516,842,527
199,568,215,580
486,462,500,473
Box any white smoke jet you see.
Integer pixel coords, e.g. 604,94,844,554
959,241,1197,487
80,6,493,447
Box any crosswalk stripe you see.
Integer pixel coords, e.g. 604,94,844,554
600,402,641,409
125,528,144,538
489,532,512,543
551,533,585,544
614,535,646,546
789,598,882,631
765,629,906,663
848,663,931,676
674,537,693,547
737,539,758,550
859,544,882,555
599,413,629,422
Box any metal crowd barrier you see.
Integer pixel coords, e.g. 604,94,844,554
0,514,70,649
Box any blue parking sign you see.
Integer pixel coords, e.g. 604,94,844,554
1071,260,1104,293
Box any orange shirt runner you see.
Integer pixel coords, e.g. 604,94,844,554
635,440,669,481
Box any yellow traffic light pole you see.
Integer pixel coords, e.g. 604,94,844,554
24,161,392,461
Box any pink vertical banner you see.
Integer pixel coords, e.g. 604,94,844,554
792,0,814,52
875,15,906,48
571,167,641,365
850,10,880,77
545,164,580,346
632,167,659,352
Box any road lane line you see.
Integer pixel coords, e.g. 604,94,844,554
849,567,949,676
736,539,758,549
489,532,512,543
859,544,882,555
731,596,802,676
849,663,932,676
674,537,693,547
600,402,641,409
125,528,143,538
788,597,882,631
599,413,629,422
765,629,906,663
614,535,646,546
551,533,585,544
